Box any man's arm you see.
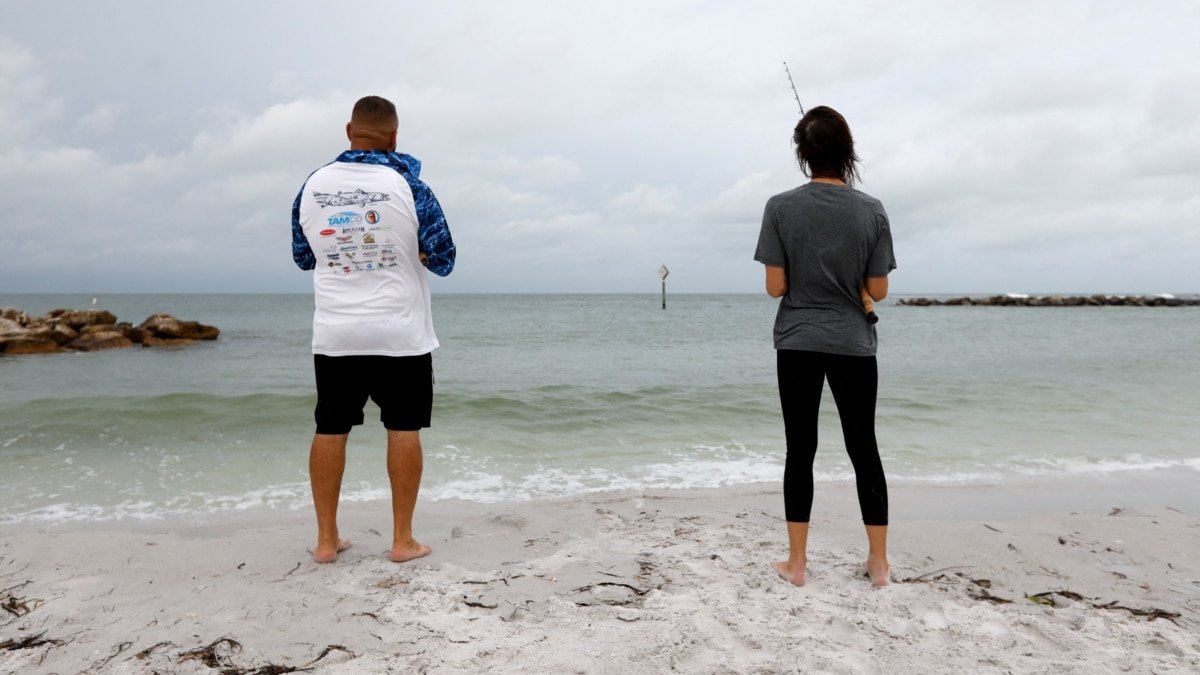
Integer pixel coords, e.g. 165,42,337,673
291,187,316,270
411,180,455,277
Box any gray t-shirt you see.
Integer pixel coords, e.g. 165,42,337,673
754,182,896,356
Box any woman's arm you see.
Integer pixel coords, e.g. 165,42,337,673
765,265,788,298
865,275,888,301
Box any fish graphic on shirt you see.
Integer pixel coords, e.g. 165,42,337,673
313,189,391,208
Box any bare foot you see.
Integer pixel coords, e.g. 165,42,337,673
314,538,352,563
866,557,889,587
772,560,806,586
390,540,432,563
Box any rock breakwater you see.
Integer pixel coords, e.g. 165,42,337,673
897,294,1198,307
0,308,219,355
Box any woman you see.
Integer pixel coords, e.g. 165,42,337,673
754,106,896,587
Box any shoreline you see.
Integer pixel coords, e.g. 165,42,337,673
3,480,1198,673
5,466,1199,532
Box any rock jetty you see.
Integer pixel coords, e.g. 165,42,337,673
897,294,1199,307
0,308,220,356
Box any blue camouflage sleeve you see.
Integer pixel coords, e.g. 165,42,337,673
291,185,316,271
410,178,456,277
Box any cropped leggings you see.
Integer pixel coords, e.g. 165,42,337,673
777,349,888,526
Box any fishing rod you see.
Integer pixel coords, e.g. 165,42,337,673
782,62,878,325
783,61,804,116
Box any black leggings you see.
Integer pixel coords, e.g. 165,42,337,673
777,349,888,526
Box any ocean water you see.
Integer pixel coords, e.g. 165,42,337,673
1,293,1198,524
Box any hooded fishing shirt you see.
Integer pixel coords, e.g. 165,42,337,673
292,150,456,356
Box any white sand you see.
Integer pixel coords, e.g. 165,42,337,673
2,481,1198,673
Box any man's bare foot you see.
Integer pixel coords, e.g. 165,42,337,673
772,560,806,586
314,538,351,564
390,540,432,563
866,557,889,587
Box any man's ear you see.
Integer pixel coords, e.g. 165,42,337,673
389,128,398,151
346,122,354,142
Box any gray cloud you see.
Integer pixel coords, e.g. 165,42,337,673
1,1,1198,295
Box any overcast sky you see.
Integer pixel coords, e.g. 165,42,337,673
2,1,1198,295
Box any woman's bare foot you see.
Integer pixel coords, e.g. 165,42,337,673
866,556,889,587
390,539,432,563
772,560,806,586
314,538,352,563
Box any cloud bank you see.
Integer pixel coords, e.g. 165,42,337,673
1,2,1198,294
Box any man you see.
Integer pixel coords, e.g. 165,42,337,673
292,95,456,564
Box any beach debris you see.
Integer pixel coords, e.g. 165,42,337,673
0,631,66,651
174,637,355,674
2,592,41,618
463,597,499,609
1027,591,1085,607
899,566,973,584
178,637,244,669
1091,600,1181,625
135,641,175,659
284,562,301,577
1025,591,1182,624
969,589,1013,604
89,640,132,670
352,611,385,624
304,644,355,667
1108,508,1122,516
967,577,1011,604
982,524,1003,533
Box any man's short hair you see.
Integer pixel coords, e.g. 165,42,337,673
351,96,398,127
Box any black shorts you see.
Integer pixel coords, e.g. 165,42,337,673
313,353,433,434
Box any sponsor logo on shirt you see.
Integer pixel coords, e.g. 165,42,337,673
335,235,354,243
362,244,379,251
319,228,336,237
362,251,378,259
341,226,365,234
327,211,363,227
363,233,376,244
365,263,376,271
326,253,340,261
365,210,380,224
338,245,358,252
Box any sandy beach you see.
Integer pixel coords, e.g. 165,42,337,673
2,480,1198,674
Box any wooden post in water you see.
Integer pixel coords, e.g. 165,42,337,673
659,264,669,310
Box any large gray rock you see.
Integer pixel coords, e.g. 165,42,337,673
0,317,26,336
0,335,61,355
139,313,220,340
49,323,79,345
0,308,29,325
67,330,134,352
51,309,119,330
